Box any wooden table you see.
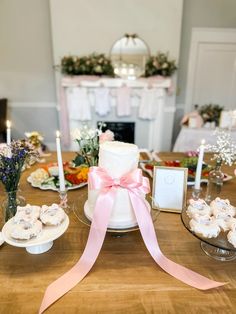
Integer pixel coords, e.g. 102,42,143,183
0,152,236,313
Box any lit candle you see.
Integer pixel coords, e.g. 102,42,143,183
6,120,11,145
56,130,66,192
194,139,205,190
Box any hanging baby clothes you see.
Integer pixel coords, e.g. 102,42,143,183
116,86,132,117
138,88,164,120
66,87,91,121
94,87,110,116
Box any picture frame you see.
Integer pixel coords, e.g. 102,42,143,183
152,166,188,213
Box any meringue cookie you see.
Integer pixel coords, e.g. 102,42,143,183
13,204,40,224
187,199,212,218
11,220,42,240
190,216,220,238
40,203,65,226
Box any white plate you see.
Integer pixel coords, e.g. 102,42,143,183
27,175,87,191
2,215,69,253
140,163,233,186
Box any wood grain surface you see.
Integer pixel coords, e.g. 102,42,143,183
0,152,236,314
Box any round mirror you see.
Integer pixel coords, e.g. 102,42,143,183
110,34,150,80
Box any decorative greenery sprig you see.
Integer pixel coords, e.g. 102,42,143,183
144,52,177,77
61,53,114,77
0,140,39,191
205,129,236,166
72,123,114,167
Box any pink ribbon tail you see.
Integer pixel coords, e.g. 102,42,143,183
39,167,226,313
129,191,226,290
39,188,116,314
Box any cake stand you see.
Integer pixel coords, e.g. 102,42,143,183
73,199,160,235
181,207,236,261
2,214,69,254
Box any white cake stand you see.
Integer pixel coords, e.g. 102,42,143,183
2,215,69,254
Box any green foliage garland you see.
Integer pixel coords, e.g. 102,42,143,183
61,53,114,77
144,52,177,77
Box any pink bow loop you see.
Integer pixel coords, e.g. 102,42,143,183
88,166,150,194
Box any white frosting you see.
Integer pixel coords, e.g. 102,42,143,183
98,141,139,178
85,141,149,229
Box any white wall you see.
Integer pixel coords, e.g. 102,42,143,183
0,0,57,146
50,0,183,64
172,0,236,145
2,0,236,149
50,0,183,150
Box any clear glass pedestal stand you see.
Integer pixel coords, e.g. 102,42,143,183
200,242,236,261
191,187,202,200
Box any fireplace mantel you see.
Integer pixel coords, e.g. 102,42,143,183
59,76,176,151
61,76,172,89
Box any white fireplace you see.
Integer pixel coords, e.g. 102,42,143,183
60,77,176,151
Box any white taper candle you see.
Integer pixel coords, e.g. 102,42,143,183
6,120,11,145
194,139,205,190
56,130,66,192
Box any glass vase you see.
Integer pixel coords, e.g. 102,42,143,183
205,160,224,204
1,190,26,223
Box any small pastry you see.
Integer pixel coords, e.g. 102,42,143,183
40,204,65,226
227,231,236,248
13,204,40,224
11,220,42,240
216,217,236,232
190,216,220,238
187,199,212,218
211,198,236,218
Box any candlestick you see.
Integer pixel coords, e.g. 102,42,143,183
6,120,11,145
194,139,205,190
56,131,66,192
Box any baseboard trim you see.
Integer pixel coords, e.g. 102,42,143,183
9,102,57,108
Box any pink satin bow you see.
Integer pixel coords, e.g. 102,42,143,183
89,166,150,193
39,167,225,313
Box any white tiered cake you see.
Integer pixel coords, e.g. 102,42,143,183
84,141,149,229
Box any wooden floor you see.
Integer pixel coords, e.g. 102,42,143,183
0,152,236,313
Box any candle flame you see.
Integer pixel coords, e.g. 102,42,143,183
56,130,60,138
201,139,205,145
6,120,11,128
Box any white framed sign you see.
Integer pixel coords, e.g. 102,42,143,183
152,166,188,213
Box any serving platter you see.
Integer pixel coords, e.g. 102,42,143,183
27,175,87,191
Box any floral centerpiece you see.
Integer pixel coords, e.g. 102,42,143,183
206,129,236,166
198,104,223,126
61,53,114,77
0,140,38,221
144,51,177,77
72,123,114,167
25,131,44,149
205,129,236,202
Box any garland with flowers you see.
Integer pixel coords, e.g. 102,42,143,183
144,51,177,77
61,53,114,77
